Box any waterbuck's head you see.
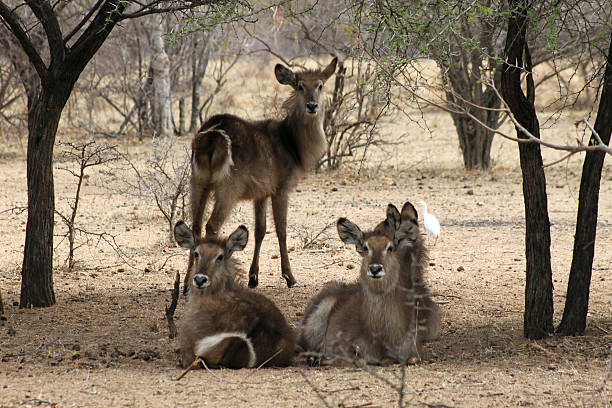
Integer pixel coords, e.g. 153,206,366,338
174,221,248,296
337,217,402,295
275,56,338,116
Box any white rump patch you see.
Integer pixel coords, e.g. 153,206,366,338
194,332,256,368
212,128,234,182
302,297,337,351
192,124,234,183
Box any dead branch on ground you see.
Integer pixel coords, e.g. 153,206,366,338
165,271,180,339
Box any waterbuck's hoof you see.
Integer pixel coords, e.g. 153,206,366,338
284,274,299,288
307,356,320,367
248,276,258,288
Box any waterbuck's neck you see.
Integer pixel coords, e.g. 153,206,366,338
361,285,409,343
281,97,327,171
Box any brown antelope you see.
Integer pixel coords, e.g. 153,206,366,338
374,202,441,341
299,203,439,365
174,221,296,369
187,56,338,291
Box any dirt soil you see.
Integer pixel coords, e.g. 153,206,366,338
1,88,611,407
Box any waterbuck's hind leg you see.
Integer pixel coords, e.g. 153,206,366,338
191,184,211,239
204,192,236,238
185,182,211,294
183,253,194,294
271,190,297,287
249,198,268,288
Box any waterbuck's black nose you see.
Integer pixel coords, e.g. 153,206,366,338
368,264,383,276
193,274,209,287
306,102,318,112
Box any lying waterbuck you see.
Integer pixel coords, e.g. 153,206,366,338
188,56,338,291
299,208,439,365
174,221,296,369
374,201,440,341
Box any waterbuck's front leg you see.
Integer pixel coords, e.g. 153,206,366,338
271,190,297,287
248,198,268,288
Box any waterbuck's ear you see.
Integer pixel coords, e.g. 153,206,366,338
337,217,365,252
275,64,297,87
226,225,249,257
174,221,195,250
400,201,419,225
394,222,419,249
386,204,401,231
321,56,338,82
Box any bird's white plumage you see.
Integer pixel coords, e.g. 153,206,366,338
417,201,440,240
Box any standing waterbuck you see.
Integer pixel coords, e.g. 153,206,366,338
299,203,439,365
187,56,338,291
174,221,296,369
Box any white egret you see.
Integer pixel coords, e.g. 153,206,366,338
417,201,440,245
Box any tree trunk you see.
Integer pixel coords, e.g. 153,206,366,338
179,96,186,136
189,35,211,132
21,77,72,307
557,32,612,336
443,57,502,170
450,114,494,169
151,16,172,137
501,0,554,339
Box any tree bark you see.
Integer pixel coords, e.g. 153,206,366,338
501,0,554,339
151,15,172,137
449,114,494,169
21,63,79,306
557,32,612,336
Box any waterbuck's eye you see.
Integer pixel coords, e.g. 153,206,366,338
298,83,304,91
386,243,394,253
318,83,323,90
193,251,200,259
363,242,371,254
215,253,224,262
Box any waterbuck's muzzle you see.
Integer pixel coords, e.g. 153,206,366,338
193,273,210,288
367,264,385,279
306,102,318,114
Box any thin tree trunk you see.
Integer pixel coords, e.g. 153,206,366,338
501,0,554,339
179,96,186,136
21,80,72,307
557,32,612,336
151,16,172,137
189,35,211,132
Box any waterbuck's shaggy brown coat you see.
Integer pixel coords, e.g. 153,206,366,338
299,201,439,365
188,57,338,291
174,221,296,369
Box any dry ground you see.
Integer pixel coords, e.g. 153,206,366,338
1,79,611,407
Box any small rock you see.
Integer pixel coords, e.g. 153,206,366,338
331,187,338,192
466,189,474,195
457,266,465,272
